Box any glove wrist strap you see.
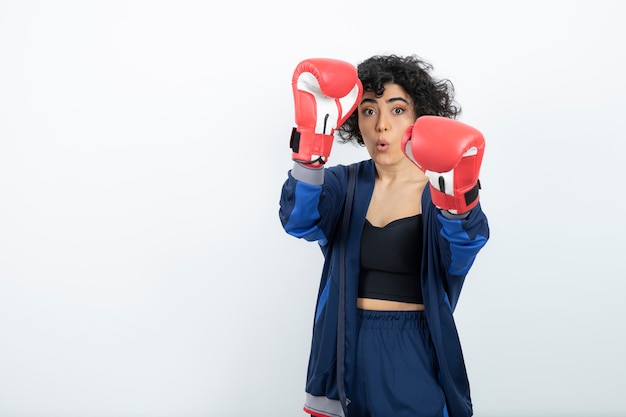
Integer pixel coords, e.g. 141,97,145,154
430,180,481,214
290,127,334,165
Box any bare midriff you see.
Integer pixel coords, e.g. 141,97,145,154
357,298,425,311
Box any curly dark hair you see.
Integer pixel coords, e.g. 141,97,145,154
337,54,461,146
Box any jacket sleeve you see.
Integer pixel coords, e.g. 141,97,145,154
279,162,346,247
436,202,490,310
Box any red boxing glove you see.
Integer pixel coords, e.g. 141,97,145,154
402,116,485,214
290,58,362,166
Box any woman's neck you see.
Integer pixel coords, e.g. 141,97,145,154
374,160,426,185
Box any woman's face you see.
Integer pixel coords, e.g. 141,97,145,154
357,83,417,167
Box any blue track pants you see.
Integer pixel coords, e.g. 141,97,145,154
348,310,447,417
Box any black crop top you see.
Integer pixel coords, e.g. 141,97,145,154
358,214,424,304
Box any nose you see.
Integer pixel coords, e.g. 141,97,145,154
376,114,389,132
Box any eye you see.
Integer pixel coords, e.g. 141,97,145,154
392,107,405,115
361,108,376,117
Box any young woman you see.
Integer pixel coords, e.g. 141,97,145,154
279,54,490,417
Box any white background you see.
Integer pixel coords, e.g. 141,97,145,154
1,1,625,416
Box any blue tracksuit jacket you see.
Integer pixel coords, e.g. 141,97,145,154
279,159,490,417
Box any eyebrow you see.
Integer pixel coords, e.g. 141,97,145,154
360,97,410,106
